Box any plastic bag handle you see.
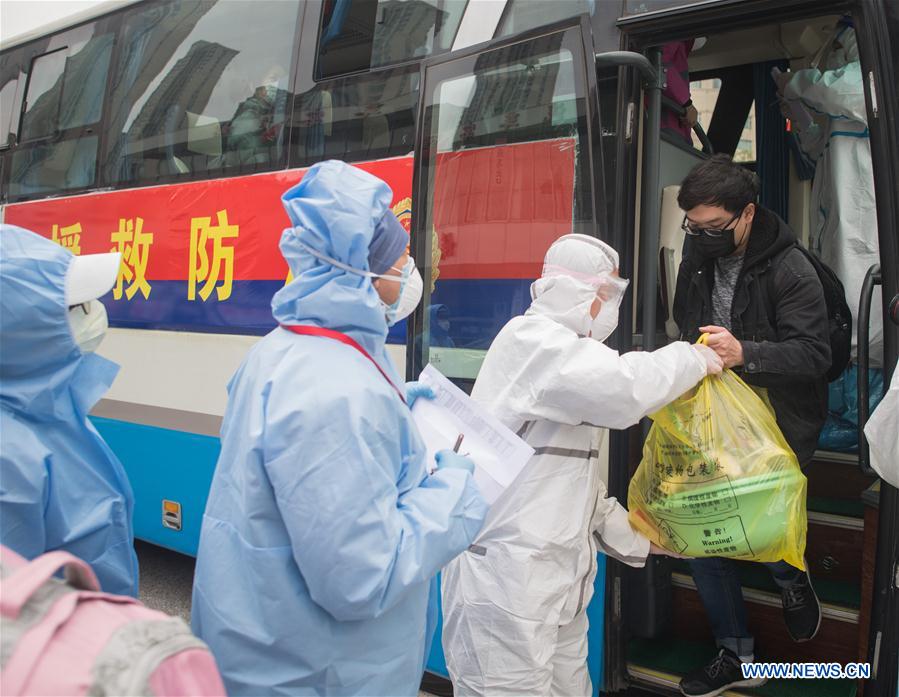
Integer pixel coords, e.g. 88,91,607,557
0,551,100,618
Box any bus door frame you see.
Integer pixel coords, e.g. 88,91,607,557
407,13,610,383
609,0,899,693
849,1,899,693
408,14,614,692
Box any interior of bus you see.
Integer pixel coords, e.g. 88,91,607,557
622,7,886,696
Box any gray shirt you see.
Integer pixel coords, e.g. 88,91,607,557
711,254,745,330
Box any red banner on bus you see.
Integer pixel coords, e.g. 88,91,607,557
4,140,575,336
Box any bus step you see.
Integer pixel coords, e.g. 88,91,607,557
669,560,861,611
669,567,860,665
627,637,859,697
808,496,866,519
806,459,876,515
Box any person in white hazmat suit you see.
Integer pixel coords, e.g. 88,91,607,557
441,234,723,695
776,19,883,367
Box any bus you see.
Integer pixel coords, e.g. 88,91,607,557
1,0,896,694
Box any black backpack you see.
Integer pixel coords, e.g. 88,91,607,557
769,243,852,382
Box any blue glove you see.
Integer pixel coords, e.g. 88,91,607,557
434,449,475,474
405,381,435,408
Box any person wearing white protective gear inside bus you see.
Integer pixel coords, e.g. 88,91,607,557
441,234,723,696
190,160,487,697
0,225,139,598
776,17,883,373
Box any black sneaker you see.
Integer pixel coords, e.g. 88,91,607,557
679,648,767,697
781,567,822,642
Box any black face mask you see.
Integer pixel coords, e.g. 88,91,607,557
690,228,738,259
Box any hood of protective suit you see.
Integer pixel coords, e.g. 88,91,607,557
825,24,858,68
271,160,403,383
0,225,118,420
527,234,619,338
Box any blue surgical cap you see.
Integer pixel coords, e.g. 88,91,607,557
368,211,408,275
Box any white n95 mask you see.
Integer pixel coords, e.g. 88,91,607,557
588,273,629,342
589,303,619,342
382,257,423,326
68,299,109,353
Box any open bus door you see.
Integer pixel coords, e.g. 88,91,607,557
408,15,613,694
610,0,898,693
852,1,899,693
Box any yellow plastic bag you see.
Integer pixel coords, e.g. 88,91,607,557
627,365,807,570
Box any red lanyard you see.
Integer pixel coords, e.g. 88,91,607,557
280,324,406,404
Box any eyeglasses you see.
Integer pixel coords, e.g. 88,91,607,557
681,208,744,238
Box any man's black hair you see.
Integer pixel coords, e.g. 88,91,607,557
677,154,760,214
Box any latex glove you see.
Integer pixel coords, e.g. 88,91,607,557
434,449,475,474
692,343,724,375
405,381,435,408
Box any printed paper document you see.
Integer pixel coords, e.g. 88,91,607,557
412,364,534,504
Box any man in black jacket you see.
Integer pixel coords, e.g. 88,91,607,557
672,155,831,697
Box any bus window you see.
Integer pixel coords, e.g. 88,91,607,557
103,0,300,187
623,0,699,16
19,50,67,143
0,50,24,149
416,26,595,380
8,22,113,200
316,0,468,79
291,65,418,166
495,0,595,38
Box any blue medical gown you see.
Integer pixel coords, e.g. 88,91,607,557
190,160,487,696
0,225,138,597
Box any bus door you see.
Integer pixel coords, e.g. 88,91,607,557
852,1,899,693
409,17,611,691
612,1,899,694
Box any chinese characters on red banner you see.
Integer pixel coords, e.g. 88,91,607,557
188,210,239,302
51,223,82,255
110,217,154,300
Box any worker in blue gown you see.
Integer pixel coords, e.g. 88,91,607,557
190,160,488,696
0,225,139,597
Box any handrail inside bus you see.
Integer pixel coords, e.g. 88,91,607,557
594,50,660,86
660,94,714,155
598,49,665,359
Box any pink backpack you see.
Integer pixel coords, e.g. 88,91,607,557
0,545,226,696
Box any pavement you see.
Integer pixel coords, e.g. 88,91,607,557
136,540,196,622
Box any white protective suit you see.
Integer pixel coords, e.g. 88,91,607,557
782,24,883,366
441,235,712,695
864,359,899,489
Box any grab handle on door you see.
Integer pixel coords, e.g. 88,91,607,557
857,264,881,475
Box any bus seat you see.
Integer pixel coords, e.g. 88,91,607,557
660,184,685,340
186,111,223,157
362,114,390,155
162,156,190,175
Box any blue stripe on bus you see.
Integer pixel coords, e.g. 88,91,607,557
106,278,536,349
588,554,607,691
91,416,219,557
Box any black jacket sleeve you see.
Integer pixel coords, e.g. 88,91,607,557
739,248,831,386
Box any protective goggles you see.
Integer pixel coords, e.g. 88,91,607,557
541,265,630,306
